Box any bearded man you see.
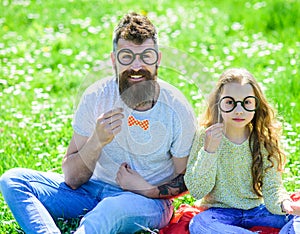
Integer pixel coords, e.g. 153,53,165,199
0,12,196,234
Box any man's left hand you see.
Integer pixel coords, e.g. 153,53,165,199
116,163,155,196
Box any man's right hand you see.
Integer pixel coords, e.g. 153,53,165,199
93,108,124,147
63,108,124,189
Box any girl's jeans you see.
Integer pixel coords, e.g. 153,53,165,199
0,168,173,234
189,205,300,234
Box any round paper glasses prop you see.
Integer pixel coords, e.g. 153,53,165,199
117,48,159,66
218,96,260,113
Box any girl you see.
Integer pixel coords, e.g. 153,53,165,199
184,68,300,233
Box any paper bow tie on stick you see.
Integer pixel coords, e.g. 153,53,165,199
128,115,149,130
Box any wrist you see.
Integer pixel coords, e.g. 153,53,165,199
78,134,104,166
89,133,105,151
142,185,158,198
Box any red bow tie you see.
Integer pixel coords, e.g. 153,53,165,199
128,115,149,130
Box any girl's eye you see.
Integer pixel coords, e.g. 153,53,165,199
122,54,132,60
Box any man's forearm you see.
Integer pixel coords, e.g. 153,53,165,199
143,174,187,199
62,135,103,189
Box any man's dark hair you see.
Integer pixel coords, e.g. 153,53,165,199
113,12,158,52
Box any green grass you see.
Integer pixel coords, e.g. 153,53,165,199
0,0,299,232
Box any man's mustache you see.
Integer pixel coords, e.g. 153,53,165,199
121,69,152,78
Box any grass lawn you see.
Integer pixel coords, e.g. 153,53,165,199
0,0,299,233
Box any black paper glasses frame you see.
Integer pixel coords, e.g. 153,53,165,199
218,96,260,113
117,48,158,66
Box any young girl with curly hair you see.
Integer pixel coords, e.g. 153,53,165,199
184,68,300,233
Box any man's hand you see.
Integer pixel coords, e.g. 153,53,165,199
116,163,155,196
93,108,124,147
62,108,124,189
116,163,188,199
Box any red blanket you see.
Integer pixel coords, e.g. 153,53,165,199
160,192,300,234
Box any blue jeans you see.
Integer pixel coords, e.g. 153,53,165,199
0,168,173,234
189,205,300,234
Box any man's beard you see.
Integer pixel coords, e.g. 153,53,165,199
118,68,158,109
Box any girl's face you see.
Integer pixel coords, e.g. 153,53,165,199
219,82,256,130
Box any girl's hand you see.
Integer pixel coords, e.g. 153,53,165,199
290,201,300,215
282,199,294,214
282,200,300,215
204,123,224,153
